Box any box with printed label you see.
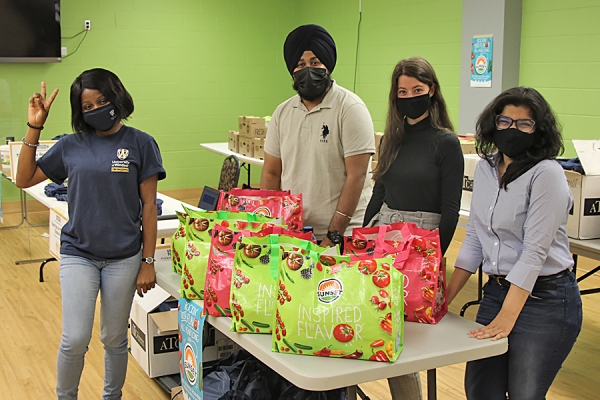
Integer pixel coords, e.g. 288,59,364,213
564,140,600,239
130,285,179,378
228,130,239,154
238,116,269,139
461,154,480,211
239,137,254,158
253,138,264,160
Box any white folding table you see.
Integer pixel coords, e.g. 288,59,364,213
200,142,263,187
155,261,507,400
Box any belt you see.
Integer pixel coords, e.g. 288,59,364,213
489,269,571,291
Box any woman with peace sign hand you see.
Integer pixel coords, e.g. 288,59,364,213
16,69,166,400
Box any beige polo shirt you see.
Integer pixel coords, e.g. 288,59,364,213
264,82,375,239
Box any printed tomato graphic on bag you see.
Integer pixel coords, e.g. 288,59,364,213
272,254,404,362
333,324,355,342
381,223,447,324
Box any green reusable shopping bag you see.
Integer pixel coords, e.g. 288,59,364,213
229,235,331,334
170,210,188,274
272,253,404,362
181,240,211,300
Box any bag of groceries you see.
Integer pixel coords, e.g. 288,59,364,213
229,235,328,333
272,251,404,362
218,188,304,231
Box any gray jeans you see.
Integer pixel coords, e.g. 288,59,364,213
367,203,441,231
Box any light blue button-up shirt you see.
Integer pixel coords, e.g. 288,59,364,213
455,155,574,292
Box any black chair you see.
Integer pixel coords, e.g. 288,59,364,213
218,155,241,192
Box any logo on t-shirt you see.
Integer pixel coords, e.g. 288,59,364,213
320,123,329,143
117,148,129,160
112,148,131,173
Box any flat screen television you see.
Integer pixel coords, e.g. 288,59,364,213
0,0,61,63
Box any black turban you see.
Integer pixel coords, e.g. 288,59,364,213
283,24,337,76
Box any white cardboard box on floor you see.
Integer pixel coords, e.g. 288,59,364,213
130,285,179,378
564,140,600,239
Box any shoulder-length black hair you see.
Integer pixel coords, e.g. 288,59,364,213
374,56,454,181
476,86,564,189
70,68,134,133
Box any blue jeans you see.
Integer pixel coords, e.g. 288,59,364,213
56,250,141,400
465,271,582,400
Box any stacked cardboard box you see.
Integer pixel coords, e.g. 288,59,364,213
564,140,600,239
227,130,239,153
235,116,270,159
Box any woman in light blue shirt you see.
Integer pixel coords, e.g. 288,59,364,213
447,87,582,400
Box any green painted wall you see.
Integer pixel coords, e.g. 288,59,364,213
1,0,300,202
2,0,599,205
299,0,463,132
520,0,600,157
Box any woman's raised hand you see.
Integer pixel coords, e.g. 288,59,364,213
29,82,59,127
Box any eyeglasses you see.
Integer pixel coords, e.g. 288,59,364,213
495,115,536,133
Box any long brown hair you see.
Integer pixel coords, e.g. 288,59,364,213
374,56,454,181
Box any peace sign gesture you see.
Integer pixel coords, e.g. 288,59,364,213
28,82,59,128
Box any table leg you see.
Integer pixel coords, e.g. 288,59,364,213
23,192,48,227
246,164,251,187
427,369,437,400
347,385,357,400
0,188,26,230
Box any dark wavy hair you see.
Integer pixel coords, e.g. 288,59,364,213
374,56,454,181
476,86,564,189
70,68,134,133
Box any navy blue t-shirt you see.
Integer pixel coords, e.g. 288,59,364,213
37,126,166,260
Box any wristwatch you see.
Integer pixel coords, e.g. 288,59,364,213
142,257,156,264
326,230,343,245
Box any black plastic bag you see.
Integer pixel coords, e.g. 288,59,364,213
202,349,347,400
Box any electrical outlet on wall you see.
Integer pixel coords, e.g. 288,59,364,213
84,20,91,31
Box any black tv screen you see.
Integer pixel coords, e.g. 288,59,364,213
0,0,61,62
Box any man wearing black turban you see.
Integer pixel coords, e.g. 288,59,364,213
261,24,375,246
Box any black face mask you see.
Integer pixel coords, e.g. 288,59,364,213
83,104,118,132
293,67,331,101
395,92,431,119
493,128,536,158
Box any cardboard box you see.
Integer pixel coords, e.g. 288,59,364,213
228,130,239,153
238,116,268,139
461,154,480,211
458,133,477,155
49,207,68,260
253,138,264,160
130,285,179,378
239,137,254,158
202,324,241,365
564,140,600,239
374,132,383,161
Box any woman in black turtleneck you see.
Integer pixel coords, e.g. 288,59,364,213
363,56,464,400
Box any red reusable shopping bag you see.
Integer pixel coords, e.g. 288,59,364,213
343,223,406,259
204,223,314,317
218,188,304,231
379,224,446,324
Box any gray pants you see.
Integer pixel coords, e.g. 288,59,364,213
366,203,441,231
369,203,441,400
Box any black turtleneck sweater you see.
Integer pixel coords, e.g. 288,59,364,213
363,117,464,255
